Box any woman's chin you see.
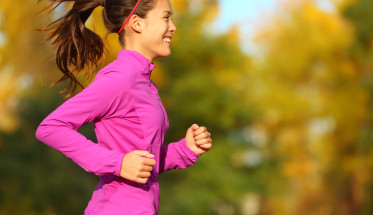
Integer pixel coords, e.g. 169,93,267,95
156,50,172,58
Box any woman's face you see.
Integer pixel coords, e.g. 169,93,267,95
139,0,176,61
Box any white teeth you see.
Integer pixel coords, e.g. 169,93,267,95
163,38,171,43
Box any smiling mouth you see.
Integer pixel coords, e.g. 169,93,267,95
163,36,172,44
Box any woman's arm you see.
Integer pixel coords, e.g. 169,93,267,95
159,124,212,173
159,138,200,173
35,71,131,176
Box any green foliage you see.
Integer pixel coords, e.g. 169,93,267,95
343,0,373,50
342,1,373,214
0,88,98,214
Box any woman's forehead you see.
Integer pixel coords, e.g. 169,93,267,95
151,0,173,14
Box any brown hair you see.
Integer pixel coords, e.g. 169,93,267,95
40,0,156,98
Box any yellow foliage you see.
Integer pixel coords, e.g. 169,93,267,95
0,0,51,132
248,0,372,212
282,159,316,179
0,69,20,132
170,0,188,14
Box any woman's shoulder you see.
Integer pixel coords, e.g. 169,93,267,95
94,60,139,85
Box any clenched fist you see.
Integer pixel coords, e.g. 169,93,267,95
120,150,156,184
185,124,212,155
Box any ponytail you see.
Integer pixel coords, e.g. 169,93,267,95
41,0,105,98
40,0,156,98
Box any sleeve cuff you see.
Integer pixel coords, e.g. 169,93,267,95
113,153,125,177
180,138,201,161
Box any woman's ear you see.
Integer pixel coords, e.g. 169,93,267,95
128,15,143,33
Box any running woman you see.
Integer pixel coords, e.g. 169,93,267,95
35,0,212,214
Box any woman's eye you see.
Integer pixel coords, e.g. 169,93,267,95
164,16,169,19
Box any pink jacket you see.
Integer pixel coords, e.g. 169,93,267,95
35,49,200,214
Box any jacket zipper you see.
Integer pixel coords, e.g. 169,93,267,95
148,75,166,183
152,87,166,126
149,73,166,126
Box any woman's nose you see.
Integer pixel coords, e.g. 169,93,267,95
169,20,176,33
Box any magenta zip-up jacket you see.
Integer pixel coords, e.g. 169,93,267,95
35,49,200,215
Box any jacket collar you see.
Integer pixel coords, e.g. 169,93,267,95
117,49,156,75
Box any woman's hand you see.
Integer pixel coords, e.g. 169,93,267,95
185,124,212,155
120,150,156,184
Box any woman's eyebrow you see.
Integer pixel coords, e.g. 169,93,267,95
163,11,173,15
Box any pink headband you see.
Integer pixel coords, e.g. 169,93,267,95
117,0,142,34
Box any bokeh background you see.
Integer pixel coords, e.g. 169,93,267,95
1,0,373,214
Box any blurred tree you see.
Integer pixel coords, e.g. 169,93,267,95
342,0,373,213
0,1,46,132
0,1,100,214
249,0,373,214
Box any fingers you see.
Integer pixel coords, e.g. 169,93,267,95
187,124,199,136
194,131,211,141
195,127,212,149
141,165,153,172
138,171,151,178
194,126,207,136
194,126,212,145
135,177,149,184
191,124,199,130
133,164,153,184
142,157,156,166
134,150,155,158
135,150,156,166
195,138,212,146
199,143,212,150
191,125,213,152
120,150,156,184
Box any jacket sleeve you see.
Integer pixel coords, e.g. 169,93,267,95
159,138,200,174
35,71,131,177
